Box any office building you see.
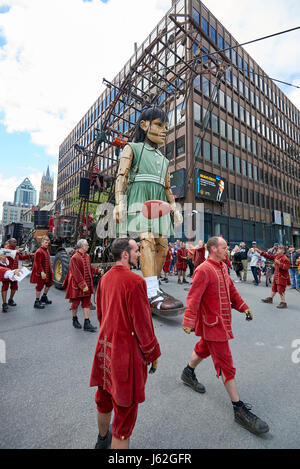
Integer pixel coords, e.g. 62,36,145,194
57,0,300,247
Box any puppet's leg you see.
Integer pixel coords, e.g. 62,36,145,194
139,232,184,314
139,231,157,278
155,237,168,279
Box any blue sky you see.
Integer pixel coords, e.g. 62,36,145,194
0,0,299,216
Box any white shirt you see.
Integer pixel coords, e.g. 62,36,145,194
248,249,262,267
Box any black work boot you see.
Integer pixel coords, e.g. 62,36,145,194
84,318,97,333
95,430,112,449
72,316,82,329
2,303,9,313
181,366,206,393
34,299,45,309
41,294,52,305
8,299,17,306
234,402,269,436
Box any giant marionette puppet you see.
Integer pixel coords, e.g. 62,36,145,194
114,107,184,315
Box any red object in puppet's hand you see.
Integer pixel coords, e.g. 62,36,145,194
142,200,170,220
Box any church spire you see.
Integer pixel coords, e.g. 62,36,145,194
45,166,52,184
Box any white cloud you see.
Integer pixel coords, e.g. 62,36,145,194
0,0,172,156
0,0,299,160
201,0,300,97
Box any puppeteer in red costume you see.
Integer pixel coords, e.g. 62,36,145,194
63,239,100,332
30,236,53,309
258,246,291,309
193,243,206,269
90,238,161,449
1,238,32,310
180,236,269,436
176,242,189,285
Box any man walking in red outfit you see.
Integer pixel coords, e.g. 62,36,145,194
30,236,53,309
90,238,161,449
181,236,269,436
1,238,33,312
63,239,100,332
257,245,290,308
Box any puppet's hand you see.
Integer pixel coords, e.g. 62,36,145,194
244,309,253,321
113,200,126,223
173,209,183,226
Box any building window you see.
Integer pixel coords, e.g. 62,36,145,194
193,8,200,24
166,142,174,160
235,156,241,173
220,119,226,138
242,160,247,176
247,163,252,179
201,17,209,35
218,34,224,50
234,129,240,145
202,77,210,96
227,95,232,113
212,145,220,164
228,152,234,170
221,149,227,167
230,183,236,200
203,140,211,160
176,136,185,157
212,114,219,133
194,102,201,123
210,25,216,43
219,90,225,108
237,185,242,202
194,136,202,157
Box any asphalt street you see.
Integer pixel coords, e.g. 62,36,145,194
0,268,300,449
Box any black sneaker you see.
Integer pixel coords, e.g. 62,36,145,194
84,319,97,333
2,303,9,313
95,430,112,449
72,316,82,329
41,294,52,305
234,402,269,436
8,299,17,306
34,299,45,309
181,366,206,393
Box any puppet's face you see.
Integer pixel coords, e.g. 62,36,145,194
140,118,168,146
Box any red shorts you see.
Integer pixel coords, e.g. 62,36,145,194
163,262,170,273
70,296,91,310
177,262,187,272
1,280,18,292
36,279,53,292
194,338,236,384
272,282,286,295
95,387,139,441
